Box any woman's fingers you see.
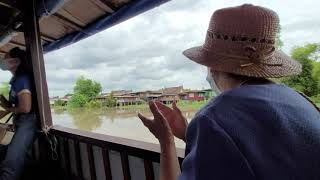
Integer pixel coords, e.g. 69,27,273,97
149,101,164,120
138,113,153,128
154,101,172,114
172,101,183,114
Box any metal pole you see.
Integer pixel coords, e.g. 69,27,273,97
23,0,53,131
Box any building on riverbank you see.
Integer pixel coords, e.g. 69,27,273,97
179,90,206,101
131,90,163,101
203,89,215,100
114,95,143,106
94,86,213,107
50,94,73,106
158,94,180,104
50,96,59,106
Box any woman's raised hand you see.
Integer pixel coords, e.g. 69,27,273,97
154,101,188,142
138,100,188,143
138,101,174,146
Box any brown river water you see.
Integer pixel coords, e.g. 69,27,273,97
52,107,199,149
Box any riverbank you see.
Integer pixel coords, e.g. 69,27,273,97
52,100,211,112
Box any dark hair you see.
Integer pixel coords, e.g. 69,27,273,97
9,47,33,77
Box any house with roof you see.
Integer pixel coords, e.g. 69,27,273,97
179,90,206,101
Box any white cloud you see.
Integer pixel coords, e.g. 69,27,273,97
1,0,319,96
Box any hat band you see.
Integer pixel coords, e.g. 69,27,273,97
202,45,282,68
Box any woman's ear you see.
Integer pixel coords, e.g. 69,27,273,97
15,58,21,66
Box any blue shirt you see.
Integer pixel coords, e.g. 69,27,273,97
179,84,320,180
9,74,33,109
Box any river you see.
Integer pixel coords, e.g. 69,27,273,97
52,107,199,149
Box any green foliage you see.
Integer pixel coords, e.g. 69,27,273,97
275,27,284,50
54,99,67,106
68,93,88,108
104,93,117,107
0,82,10,99
281,43,320,96
312,61,320,90
310,94,320,105
74,76,102,101
85,100,102,108
177,100,209,110
69,77,102,108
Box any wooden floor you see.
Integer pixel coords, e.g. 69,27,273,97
21,160,67,180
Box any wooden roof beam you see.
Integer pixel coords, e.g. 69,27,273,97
0,0,19,10
0,50,6,55
96,0,117,12
51,14,84,32
40,34,56,43
89,0,115,13
8,40,25,48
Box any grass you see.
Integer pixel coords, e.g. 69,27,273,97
52,100,211,111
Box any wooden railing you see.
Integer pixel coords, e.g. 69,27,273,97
46,125,185,180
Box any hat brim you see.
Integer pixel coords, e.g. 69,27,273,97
183,46,302,78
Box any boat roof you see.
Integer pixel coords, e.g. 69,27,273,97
0,0,170,57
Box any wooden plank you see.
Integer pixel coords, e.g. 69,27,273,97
40,34,56,42
8,40,25,48
64,138,72,176
22,0,53,131
97,0,117,11
102,148,112,180
51,14,83,32
0,0,19,10
120,152,131,180
56,136,63,171
74,140,83,178
87,144,97,180
89,0,115,13
51,126,186,159
144,160,154,180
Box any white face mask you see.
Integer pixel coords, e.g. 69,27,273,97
0,58,20,71
206,68,221,95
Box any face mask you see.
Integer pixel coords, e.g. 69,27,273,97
0,58,19,71
206,68,221,95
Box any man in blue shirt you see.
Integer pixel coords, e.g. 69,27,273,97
138,4,320,180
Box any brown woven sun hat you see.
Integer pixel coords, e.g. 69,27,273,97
183,4,302,78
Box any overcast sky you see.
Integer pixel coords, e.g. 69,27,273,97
1,0,319,97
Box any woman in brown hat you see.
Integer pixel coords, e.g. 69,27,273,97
138,4,320,180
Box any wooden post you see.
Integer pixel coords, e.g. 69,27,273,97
23,0,53,131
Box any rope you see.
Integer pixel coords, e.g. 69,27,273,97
41,0,51,16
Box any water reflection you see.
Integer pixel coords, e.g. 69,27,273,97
68,108,103,131
52,107,198,148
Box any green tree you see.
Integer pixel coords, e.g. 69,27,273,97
0,82,10,99
275,27,284,50
85,100,102,108
54,99,66,106
68,77,102,108
312,61,320,90
105,92,117,107
282,43,319,96
74,76,102,101
68,93,89,108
